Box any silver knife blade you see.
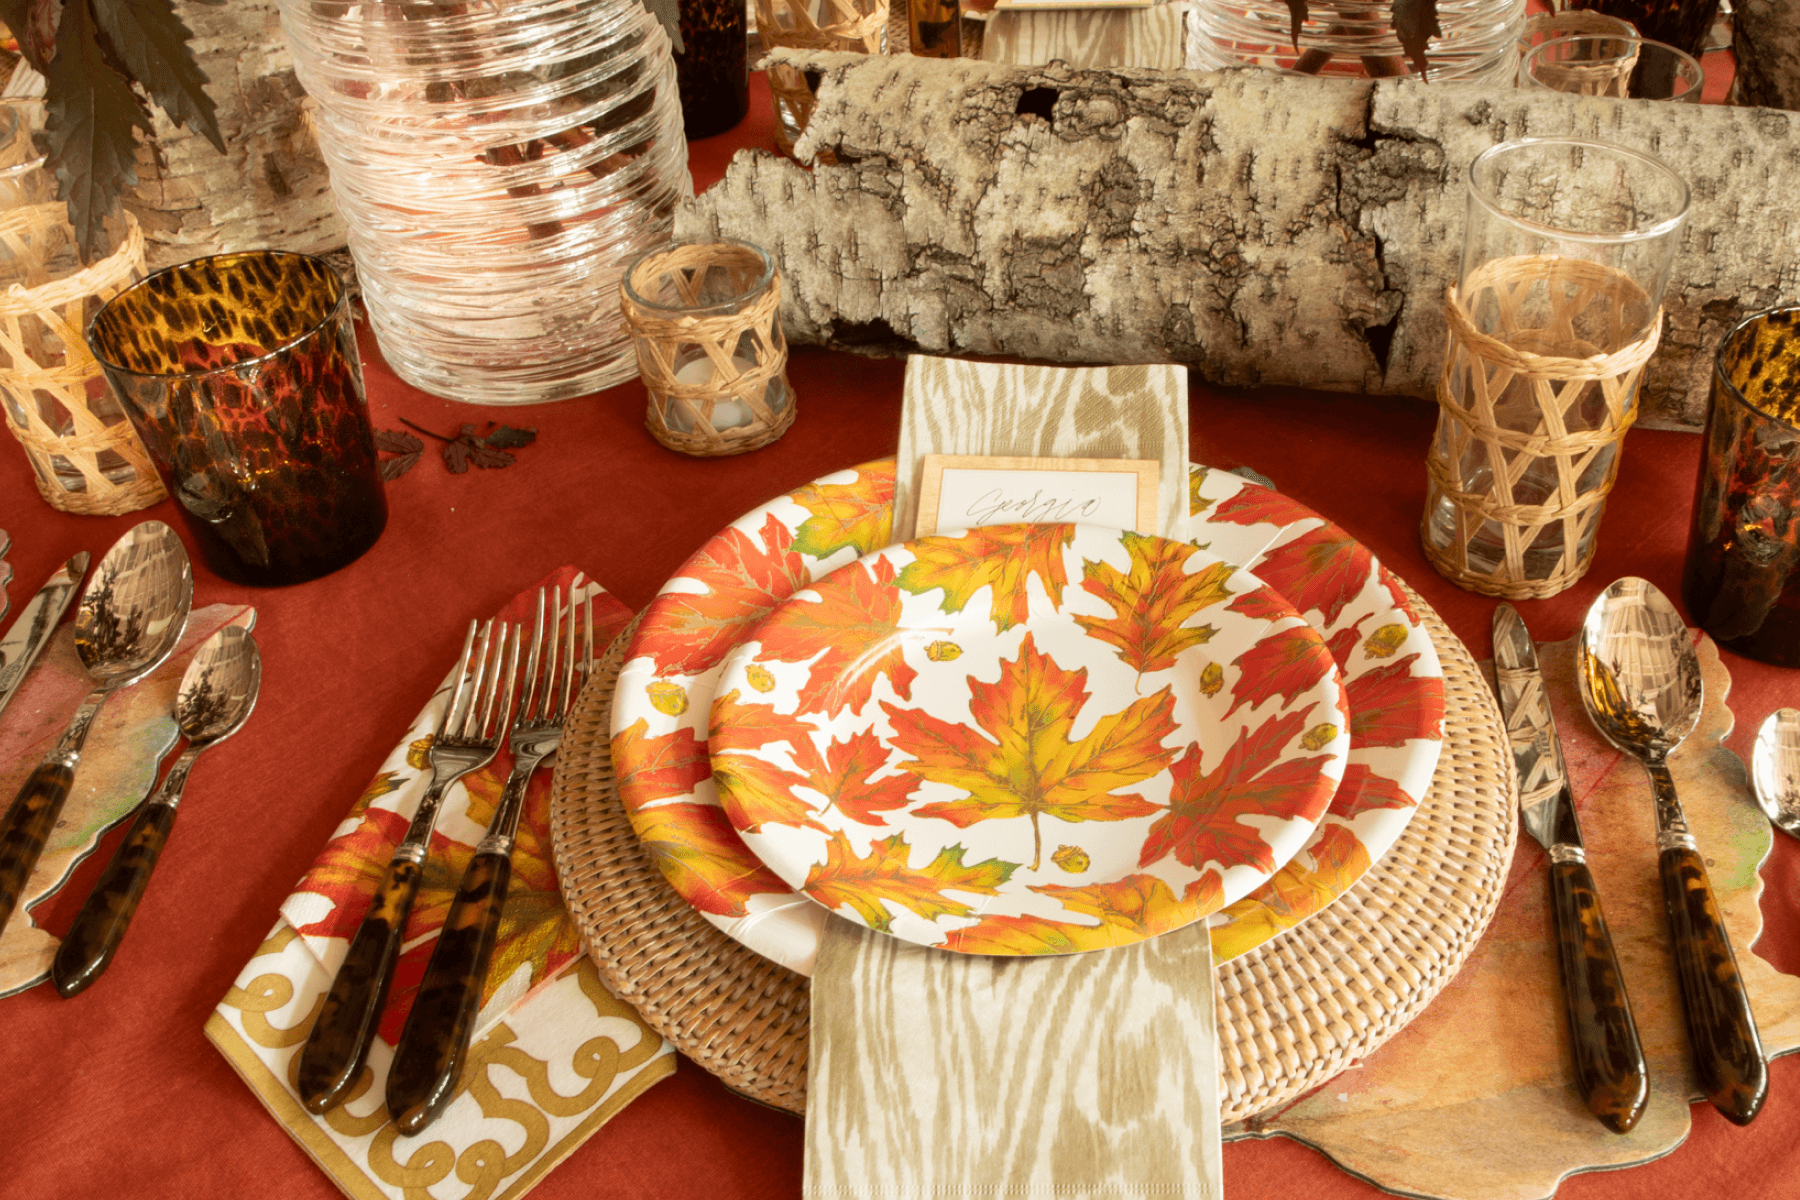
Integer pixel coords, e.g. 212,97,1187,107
0,551,89,722
1492,603,1581,851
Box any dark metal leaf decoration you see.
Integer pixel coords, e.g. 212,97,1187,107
1392,0,1443,78
43,0,150,264
1282,0,1308,48
90,0,225,152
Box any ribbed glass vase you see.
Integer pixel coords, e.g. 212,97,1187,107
277,0,692,405
1188,0,1525,83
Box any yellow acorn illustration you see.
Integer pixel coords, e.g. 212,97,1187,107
1051,844,1091,874
1199,661,1224,696
926,640,963,662
1301,723,1339,751
647,680,689,716
406,735,434,771
745,663,777,693
1364,623,1408,658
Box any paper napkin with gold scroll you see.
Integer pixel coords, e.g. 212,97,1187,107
206,569,675,1200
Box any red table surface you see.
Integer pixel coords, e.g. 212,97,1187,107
3,73,1797,1200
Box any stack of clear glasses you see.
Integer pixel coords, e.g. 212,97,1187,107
277,0,691,404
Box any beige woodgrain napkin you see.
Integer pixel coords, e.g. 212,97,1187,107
981,0,1189,73
806,356,1220,1200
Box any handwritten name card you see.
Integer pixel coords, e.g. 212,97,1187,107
915,454,1159,537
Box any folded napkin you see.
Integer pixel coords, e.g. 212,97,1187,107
206,569,675,1200
807,358,1222,1200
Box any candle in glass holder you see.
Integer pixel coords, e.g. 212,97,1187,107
668,356,757,430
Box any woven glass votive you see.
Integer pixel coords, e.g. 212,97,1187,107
1422,138,1689,599
756,0,887,157
622,240,794,457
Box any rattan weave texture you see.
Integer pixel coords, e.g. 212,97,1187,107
550,581,1516,1119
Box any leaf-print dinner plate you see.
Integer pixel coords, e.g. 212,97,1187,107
707,526,1350,955
606,459,1445,974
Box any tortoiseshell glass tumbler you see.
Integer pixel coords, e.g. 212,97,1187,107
1682,305,1800,667
87,252,387,587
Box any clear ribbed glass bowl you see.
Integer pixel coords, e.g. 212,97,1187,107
277,0,692,404
1188,0,1526,83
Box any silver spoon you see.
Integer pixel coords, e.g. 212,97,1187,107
0,521,192,940
52,624,260,996
1578,577,1768,1126
1751,709,1800,840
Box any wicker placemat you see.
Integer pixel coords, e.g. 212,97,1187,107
550,580,1517,1119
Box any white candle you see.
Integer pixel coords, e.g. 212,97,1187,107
669,356,755,430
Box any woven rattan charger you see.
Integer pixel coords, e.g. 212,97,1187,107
550,581,1517,1119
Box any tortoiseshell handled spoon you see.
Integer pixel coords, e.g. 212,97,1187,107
1751,709,1800,841
1578,577,1768,1126
52,625,260,996
0,522,191,941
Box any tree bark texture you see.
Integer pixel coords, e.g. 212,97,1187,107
1734,0,1800,111
124,0,346,269
677,52,1800,430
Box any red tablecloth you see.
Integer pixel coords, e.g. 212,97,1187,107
2,74,1795,1200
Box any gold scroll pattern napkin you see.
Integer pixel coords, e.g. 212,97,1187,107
1234,633,1800,1200
206,570,676,1200
806,356,1221,1200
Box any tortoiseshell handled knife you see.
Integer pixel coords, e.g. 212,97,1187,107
1493,604,1648,1134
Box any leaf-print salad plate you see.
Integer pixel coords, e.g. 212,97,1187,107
707,526,1350,955
606,459,1445,973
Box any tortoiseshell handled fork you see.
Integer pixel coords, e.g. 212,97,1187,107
386,584,593,1135
296,619,518,1115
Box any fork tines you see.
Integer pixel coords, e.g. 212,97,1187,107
517,582,594,726
442,619,517,743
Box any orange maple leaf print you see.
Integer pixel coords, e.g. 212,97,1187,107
1138,710,1336,875
292,803,410,940
896,523,1075,633
1210,485,1317,528
1348,654,1445,748
1224,625,1337,720
1331,762,1418,819
805,830,1016,932
1075,532,1235,676
710,694,916,828
882,632,1177,870
793,729,917,826
942,871,1222,954
1250,524,1374,627
631,800,789,916
749,555,916,713
612,719,710,812
714,753,830,833
639,512,808,677
790,470,894,560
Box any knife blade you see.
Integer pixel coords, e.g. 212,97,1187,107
0,551,89,723
1493,603,1647,1134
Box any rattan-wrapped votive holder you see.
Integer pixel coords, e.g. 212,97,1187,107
756,0,887,157
622,240,795,458
0,205,162,516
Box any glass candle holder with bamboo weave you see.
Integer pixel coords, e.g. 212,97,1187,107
756,0,887,157
622,240,794,457
0,192,163,517
1422,138,1689,599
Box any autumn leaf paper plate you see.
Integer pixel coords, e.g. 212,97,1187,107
607,459,1444,973
706,525,1350,955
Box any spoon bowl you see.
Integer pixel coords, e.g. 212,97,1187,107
53,625,260,996
1751,709,1800,840
1578,577,1767,1126
0,521,192,938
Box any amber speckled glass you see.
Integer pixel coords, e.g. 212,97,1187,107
1682,305,1800,667
87,252,387,587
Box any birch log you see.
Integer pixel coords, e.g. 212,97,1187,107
1734,0,1800,111
124,0,345,269
677,52,1800,430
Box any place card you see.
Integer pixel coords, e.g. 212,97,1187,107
914,453,1159,536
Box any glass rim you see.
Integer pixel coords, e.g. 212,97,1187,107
1466,137,1691,246
1713,303,1800,434
621,238,775,317
86,249,348,382
1520,32,1704,80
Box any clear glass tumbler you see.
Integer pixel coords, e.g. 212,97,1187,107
1521,34,1705,102
1422,138,1689,598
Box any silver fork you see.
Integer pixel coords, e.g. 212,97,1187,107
297,619,518,1116
387,583,594,1135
